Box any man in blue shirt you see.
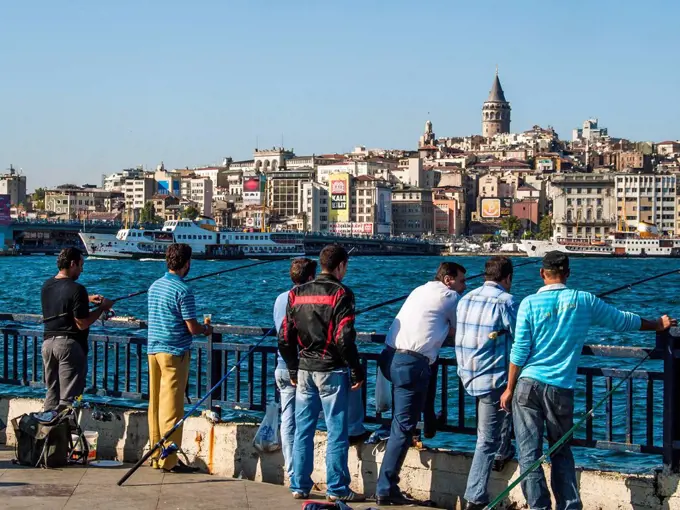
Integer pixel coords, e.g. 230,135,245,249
273,257,318,481
147,243,213,473
455,256,518,510
502,251,675,510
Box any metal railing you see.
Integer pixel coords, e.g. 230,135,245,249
0,315,678,471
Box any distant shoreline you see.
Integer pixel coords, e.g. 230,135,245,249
443,251,528,257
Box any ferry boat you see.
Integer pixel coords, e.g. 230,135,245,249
521,222,680,258
78,218,306,260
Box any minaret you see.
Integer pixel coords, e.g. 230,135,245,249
482,67,511,137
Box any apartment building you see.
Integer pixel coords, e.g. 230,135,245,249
614,173,677,235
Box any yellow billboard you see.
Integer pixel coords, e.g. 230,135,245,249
328,172,350,223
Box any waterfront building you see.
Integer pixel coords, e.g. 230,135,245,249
151,194,180,221
180,177,213,216
392,156,424,187
300,181,329,232
0,166,27,206
391,186,434,237
123,178,157,217
45,186,123,220
550,173,616,239
481,70,511,137
614,173,677,235
189,166,226,189
316,159,393,185
264,167,315,225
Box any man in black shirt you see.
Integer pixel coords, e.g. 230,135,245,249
41,248,113,411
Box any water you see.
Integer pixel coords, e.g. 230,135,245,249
1,254,678,473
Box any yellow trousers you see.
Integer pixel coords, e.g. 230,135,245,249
147,352,190,470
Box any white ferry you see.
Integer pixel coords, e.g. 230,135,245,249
78,218,305,260
521,222,680,258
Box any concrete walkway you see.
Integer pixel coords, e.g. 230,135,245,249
0,448,433,509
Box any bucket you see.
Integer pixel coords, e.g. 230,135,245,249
84,431,98,461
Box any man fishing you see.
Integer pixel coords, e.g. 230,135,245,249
455,256,517,510
278,244,366,503
501,251,676,510
41,247,114,411
375,262,466,506
146,243,213,473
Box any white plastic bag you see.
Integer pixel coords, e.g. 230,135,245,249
375,366,392,413
253,402,281,452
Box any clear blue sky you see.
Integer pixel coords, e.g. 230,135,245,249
2,0,679,189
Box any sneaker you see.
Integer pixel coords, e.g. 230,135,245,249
349,430,373,446
292,491,309,499
162,460,200,474
327,490,366,502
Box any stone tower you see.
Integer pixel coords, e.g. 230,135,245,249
482,69,511,137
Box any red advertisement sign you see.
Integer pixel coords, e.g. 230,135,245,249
330,180,347,195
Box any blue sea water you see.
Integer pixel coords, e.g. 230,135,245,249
1,254,679,473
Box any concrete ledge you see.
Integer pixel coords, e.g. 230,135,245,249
0,397,670,509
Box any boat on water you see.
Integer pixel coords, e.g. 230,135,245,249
521,222,680,258
78,218,305,260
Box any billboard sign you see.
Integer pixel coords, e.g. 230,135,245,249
328,222,373,235
328,173,350,223
0,195,10,225
243,175,266,206
481,197,512,218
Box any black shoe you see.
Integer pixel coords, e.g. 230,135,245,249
376,491,419,506
349,430,373,445
465,502,486,510
163,460,200,474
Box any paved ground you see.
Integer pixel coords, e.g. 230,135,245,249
0,448,432,509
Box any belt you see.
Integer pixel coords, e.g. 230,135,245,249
395,348,430,364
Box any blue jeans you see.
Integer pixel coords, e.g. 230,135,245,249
291,369,351,497
513,378,581,510
376,348,431,498
275,368,296,479
464,387,515,505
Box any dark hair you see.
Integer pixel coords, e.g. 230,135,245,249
485,256,513,282
319,244,349,272
166,243,192,271
435,262,466,282
57,247,83,270
290,258,317,285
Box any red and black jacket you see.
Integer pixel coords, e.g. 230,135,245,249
278,274,364,384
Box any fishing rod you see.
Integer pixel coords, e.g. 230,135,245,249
486,269,680,510
355,258,540,315
42,258,281,323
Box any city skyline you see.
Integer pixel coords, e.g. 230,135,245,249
2,0,679,187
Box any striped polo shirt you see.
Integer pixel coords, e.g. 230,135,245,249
511,284,642,389
147,272,197,356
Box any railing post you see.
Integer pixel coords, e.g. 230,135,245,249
207,332,222,420
662,327,680,472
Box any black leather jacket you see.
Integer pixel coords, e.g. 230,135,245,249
278,274,364,384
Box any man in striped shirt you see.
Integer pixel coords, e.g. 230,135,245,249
455,256,518,510
147,243,213,473
502,251,676,510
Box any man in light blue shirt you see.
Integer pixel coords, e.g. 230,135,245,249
502,251,675,510
455,256,518,510
273,258,318,481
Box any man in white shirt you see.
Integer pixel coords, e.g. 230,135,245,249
375,262,467,506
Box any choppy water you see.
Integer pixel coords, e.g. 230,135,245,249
1,254,679,473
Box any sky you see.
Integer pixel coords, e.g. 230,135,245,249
1,0,679,190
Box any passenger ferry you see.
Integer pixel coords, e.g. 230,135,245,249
521,222,680,258
78,218,305,260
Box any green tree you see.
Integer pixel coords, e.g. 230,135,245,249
481,233,495,243
184,206,200,220
139,201,156,223
31,188,46,210
536,215,553,240
500,215,522,238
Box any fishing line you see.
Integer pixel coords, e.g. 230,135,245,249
486,269,680,509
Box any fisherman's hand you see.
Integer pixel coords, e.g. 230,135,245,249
288,370,298,387
350,367,364,391
500,388,513,413
89,294,104,305
202,324,213,336
351,380,364,391
658,315,677,331
99,298,114,311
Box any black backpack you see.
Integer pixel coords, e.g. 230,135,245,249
11,409,87,468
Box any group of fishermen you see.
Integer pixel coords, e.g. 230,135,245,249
41,244,676,509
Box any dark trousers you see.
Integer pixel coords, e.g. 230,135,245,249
376,347,431,498
42,336,87,411
513,378,581,510
424,359,439,434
